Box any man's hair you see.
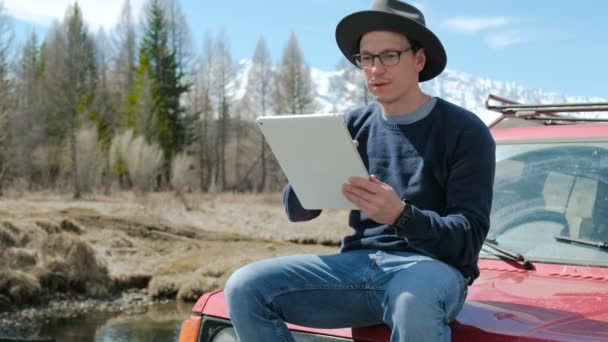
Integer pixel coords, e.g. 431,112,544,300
407,36,423,53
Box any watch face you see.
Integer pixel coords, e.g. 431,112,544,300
396,204,411,227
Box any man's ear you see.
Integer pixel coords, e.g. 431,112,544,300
415,49,426,73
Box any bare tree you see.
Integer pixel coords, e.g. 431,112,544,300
273,32,317,115
0,1,12,191
10,32,43,187
93,28,117,193
192,32,215,191
0,104,6,193
231,94,264,192
93,28,117,139
331,58,369,111
159,0,193,75
41,5,97,197
211,29,236,191
244,36,273,192
112,0,138,115
66,5,97,198
40,24,68,187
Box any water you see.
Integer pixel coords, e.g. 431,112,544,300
35,301,192,342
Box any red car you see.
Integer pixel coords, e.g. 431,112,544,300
179,95,608,342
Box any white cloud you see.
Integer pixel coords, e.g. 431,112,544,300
485,29,528,49
4,0,145,30
441,16,510,33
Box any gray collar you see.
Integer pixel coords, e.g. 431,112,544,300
382,97,437,125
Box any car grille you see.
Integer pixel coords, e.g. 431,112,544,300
199,316,357,342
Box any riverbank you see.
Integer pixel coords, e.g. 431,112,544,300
0,191,350,339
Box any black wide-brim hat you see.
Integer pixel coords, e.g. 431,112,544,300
336,0,446,82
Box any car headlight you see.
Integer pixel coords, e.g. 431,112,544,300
211,326,238,342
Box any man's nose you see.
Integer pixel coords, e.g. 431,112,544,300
370,57,387,73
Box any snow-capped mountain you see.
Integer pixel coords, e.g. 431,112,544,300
235,59,606,125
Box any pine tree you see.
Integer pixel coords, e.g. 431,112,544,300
140,0,190,185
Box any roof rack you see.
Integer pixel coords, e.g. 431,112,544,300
485,94,608,128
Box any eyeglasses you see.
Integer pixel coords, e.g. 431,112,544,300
353,48,414,68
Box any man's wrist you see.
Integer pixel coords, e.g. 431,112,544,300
391,199,412,230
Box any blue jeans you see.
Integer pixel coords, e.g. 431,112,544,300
224,250,468,342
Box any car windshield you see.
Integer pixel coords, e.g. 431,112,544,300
482,141,608,267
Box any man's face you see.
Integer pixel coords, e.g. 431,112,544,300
359,31,424,109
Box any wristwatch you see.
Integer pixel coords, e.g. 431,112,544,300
392,199,412,230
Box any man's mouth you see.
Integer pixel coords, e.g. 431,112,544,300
370,80,390,89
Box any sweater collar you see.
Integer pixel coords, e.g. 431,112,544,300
381,97,438,125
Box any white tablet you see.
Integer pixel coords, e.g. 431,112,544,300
257,113,369,210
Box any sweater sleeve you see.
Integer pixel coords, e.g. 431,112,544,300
282,184,322,222
395,128,496,270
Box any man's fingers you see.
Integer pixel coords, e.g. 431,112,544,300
343,185,372,207
348,177,381,193
369,174,387,186
352,140,359,149
343,183,373,198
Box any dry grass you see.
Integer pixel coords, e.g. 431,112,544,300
0,270,42,305
40,233,111,297
0,191,352,303
2,248,37,269
177,276,219,302
0,225,112,303
148,276,178,300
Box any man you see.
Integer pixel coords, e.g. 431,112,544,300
225,0,495,341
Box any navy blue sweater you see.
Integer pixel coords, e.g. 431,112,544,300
283,99,496,282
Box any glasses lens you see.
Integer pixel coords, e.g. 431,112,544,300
356,54,373,68
380,51,400,66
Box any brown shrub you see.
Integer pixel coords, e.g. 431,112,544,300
0,270,42,304
35,220,82,235
112,274,152,291
33,262,69,292
0,227,16,248
59,220,83,234
40,234,111,297
2,221,19,234
148,276,178,300
36,221,61,234
177,276,219,302
37,271,69,293
3,248,37,269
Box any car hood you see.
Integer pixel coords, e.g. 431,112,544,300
453,262,608,341
193,262,608,341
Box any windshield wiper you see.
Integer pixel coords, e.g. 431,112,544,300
482,239,535,270
554,235,608,249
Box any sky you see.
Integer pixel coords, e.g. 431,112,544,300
5,0,608,98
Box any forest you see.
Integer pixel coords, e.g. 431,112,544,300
0,0,368,198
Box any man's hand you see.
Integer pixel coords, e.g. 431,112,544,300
342,175,404,225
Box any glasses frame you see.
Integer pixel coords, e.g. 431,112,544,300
353,47,414,69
